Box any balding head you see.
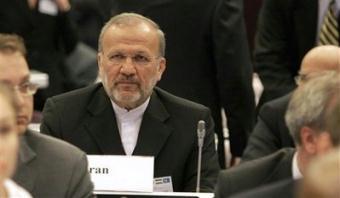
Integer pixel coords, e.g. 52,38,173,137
300,45,340,74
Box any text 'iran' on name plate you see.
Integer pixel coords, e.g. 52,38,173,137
87,155,154,192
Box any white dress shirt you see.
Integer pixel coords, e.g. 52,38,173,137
4,179,32,198
291,152,303,179
111,98,150,155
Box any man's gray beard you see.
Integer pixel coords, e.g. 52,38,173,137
111,87,142,109
102,75,158,109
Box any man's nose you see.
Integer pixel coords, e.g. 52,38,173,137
14,90,26,109
120,58,137,75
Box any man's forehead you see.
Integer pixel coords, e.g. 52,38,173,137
0,54,30,84
0,74,30,85
107,23,158,40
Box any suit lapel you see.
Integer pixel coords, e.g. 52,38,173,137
133,90,172,157
13,133,37,192
85,86,125,155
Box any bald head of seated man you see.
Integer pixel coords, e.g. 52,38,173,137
242,45,340,161
214,71,340,198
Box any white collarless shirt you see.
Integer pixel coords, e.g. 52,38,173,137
111,98,150,155
292,152,303,179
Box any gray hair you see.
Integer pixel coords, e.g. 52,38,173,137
285,71,340,146
98,12,166,57
325,99,340,144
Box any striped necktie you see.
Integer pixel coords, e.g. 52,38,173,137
319,0,339,45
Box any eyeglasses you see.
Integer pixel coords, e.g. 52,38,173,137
107,53,159,67
13,82,38,96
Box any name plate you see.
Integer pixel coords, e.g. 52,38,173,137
87,155,154,192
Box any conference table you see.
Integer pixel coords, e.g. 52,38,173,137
95,191,214,198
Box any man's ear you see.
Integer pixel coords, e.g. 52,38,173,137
97,52,103,76
300,126,318,155
156,57,166,81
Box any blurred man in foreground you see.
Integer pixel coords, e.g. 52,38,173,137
215,71,340,197
0,33,93,197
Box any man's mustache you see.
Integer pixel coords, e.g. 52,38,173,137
114,76,139,84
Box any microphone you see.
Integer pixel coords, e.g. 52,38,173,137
196,120,206,193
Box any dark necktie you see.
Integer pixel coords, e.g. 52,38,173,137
319,0,339,45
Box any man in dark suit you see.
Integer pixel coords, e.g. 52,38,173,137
254,0,340,108
214,71,340,197
0,34,93,197
242,45,340,161
70,0,255,167
41,13,220,192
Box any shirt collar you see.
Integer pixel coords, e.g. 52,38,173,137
292,152,303,179
111,97,150,122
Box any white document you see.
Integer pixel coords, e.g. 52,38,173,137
87,155,154,192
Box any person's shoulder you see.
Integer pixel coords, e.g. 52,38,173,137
5,179,32,198
230,178,298,198
226,148,294,177
245,147,295,166
25,130,86,159
154,87,210,112
217,148,295,197
260,93,292,115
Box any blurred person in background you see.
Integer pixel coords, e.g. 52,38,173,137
254,0,340,109
0,0,79,111
242,45,340,161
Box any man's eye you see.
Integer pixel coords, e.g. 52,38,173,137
110,54,125,60
0,125,12,136
134,55,149,62
21,83,30,89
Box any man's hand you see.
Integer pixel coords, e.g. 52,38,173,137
27,0,37,9
230,156,241,167
55,0,71,12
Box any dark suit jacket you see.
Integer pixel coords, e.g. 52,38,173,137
13,130,93,198
231,178,299,198
214,148,295,198
242,93,294,161
74,0,255,161
254,0,318,107
0,0,78,110
40,84,220,192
